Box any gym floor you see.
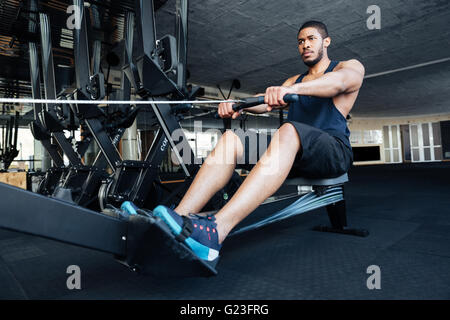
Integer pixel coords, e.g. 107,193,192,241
1,162,449,300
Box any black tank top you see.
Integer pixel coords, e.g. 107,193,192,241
287,61,351,148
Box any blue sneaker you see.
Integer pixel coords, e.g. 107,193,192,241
153,205,221,261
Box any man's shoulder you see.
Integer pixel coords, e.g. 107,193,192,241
336,59,365,73
283,74,302,86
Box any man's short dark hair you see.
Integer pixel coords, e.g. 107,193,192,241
298,21,329,39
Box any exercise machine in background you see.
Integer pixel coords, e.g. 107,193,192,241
0,111,20,171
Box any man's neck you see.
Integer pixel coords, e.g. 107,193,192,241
307,57,331,75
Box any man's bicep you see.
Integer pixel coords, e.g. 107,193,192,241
338,61,365,93
344,59,365,76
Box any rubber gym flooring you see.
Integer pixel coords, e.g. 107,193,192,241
0,162,449,300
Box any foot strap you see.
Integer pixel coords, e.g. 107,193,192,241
175,216,194,242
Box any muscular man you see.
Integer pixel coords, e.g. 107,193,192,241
151,21,365,261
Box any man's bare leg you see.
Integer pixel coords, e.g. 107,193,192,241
214,123,301,243
175,130,244,216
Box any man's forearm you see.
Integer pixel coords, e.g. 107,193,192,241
290,72,346,98
243,93,267,114
244,104,268,114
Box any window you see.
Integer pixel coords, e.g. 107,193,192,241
409,122,442,162
350,130,382,145
383,125,402,163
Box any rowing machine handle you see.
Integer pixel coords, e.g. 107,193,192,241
232,94,299,111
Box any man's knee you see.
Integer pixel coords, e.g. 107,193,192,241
220,130,244,158
276,123,301,148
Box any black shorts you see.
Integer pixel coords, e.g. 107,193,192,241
236,121,353,179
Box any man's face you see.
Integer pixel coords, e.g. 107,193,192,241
297,27,328,67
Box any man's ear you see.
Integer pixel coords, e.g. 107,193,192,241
324,37,331,48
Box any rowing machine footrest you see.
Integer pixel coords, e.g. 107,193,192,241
120,213,219,277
